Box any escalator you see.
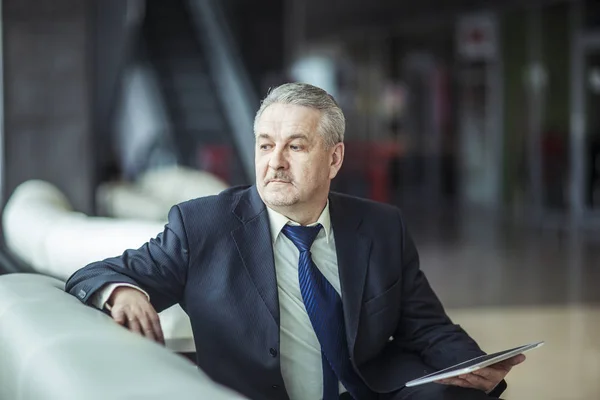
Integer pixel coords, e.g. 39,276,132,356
141,0,249,184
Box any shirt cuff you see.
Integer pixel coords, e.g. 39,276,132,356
90,283,150,310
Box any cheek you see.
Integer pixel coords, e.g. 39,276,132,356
297,159,327,185
255,156,268,173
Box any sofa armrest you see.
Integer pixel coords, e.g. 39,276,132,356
0,273,244,400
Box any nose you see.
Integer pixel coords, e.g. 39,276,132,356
268,146,288,170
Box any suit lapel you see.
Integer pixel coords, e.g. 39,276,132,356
231,187,279,327
229,188,372,339
330,194,371,353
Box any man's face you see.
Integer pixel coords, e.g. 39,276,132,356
255,103,344,209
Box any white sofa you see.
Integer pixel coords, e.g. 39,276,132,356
2,180,195,352
0,273,245,400
97,166,229,221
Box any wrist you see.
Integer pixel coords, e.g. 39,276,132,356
107,286,128,307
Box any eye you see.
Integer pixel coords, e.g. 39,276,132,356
290,144,302,151
260,144,272,151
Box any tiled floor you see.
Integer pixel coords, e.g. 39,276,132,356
411,211,600,308
407,209,600,399
447,306,600,399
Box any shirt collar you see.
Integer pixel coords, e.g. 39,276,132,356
266,201,332,244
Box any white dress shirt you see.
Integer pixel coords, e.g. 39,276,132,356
266,202,347,399
92,201,346,399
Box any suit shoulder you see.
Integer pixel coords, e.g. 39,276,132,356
171,186,252,231
176,185,251,211
330,192,410,239
330,191,401,217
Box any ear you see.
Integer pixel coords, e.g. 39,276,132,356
329,142,345,180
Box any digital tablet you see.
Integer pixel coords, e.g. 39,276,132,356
405,341,544,387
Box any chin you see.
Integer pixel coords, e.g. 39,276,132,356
263,190,300,207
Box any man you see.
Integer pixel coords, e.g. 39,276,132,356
66,83,524,400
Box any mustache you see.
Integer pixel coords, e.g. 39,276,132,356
265,171,293,183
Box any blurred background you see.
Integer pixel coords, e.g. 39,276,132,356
0,0,599,398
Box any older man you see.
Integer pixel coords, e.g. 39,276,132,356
66,83,523,400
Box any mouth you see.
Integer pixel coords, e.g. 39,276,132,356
266,179,291,185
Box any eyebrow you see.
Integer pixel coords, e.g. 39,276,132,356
256,133,309,141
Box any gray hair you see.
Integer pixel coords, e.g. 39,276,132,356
254,82,345,148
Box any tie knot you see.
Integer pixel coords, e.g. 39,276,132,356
281,224,322,252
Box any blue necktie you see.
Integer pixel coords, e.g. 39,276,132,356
282,224,371,400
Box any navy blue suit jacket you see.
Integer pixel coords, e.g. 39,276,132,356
66,186,494,399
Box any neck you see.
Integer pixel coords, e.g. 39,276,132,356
270,199,327,226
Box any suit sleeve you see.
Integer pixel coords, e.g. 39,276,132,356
392,209,485,370
393,220,508,398
65,205,189,313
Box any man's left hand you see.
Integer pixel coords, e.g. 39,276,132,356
435,354,526,393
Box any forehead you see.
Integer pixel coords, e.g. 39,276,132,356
256,103,321,139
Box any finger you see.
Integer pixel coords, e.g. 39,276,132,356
461,373,495,391
149,312,165,345
435,378,473,388
491,354,526,371
472,367,507,381
111,308,127,326
138,313,157,342
505,354,526,366
127,316,143,335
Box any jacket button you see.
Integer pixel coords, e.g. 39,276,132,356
271,384,279,389
269,348,278,357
